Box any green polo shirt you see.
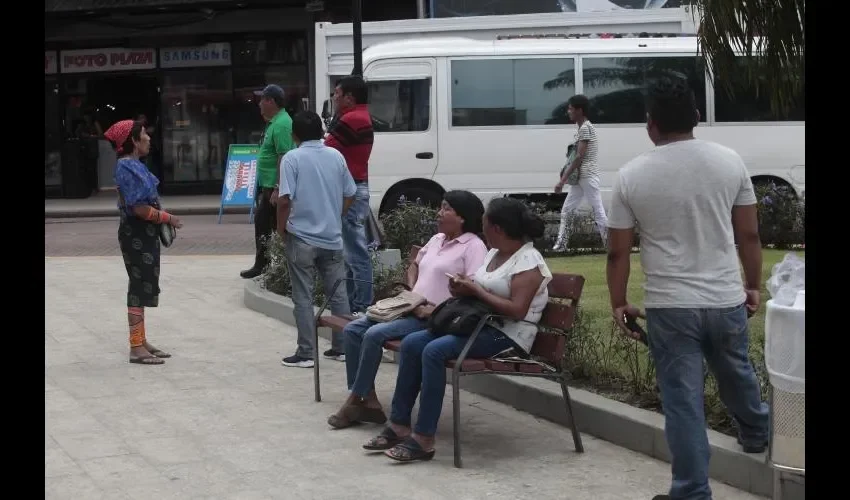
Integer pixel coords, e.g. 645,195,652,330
257,109,294,188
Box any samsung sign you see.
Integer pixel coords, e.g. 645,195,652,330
160,43,232,68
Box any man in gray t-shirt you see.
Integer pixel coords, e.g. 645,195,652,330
605,76,769,500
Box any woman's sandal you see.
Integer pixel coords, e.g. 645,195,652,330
363,427,405,451
327,411,362,430
147,347,171,358
129,355,165,365
384,437,436,462
358,406,388,425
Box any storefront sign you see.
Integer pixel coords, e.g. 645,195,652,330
45,52,57,74
60,48,156,74
218,145,259,223
160,43,232,68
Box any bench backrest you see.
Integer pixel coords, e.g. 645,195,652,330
407,244,583,365
531,273,584,364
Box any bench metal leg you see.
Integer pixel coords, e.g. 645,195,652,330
560,378,584,453
452,369,463,468
313,325,321,402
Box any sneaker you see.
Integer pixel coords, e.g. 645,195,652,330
323,349,346,362
736,436,767,454
551,244,565,252
240,267,263,279
281,354,314,368
652,495,670,500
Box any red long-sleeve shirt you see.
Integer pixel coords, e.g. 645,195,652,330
324,104,374,182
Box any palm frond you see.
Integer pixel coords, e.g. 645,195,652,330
687,0,805,117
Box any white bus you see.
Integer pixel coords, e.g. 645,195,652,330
331,35,805,215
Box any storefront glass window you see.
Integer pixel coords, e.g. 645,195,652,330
233,65,309,144
161,69,234,182
231,36,308,66
45,79,62,188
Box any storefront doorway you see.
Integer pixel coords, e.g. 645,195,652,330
63,73,161,194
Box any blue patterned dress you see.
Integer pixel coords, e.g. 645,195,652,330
115,157,162,308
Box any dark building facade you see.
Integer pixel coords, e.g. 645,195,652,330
45,0,418,198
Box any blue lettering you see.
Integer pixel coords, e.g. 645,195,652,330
163,46,231,65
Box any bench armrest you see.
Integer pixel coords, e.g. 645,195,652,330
453,313,543,369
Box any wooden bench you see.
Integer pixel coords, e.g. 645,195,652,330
313,246,585,467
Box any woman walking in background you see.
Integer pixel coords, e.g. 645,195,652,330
105,120,183,365
553,94,609,251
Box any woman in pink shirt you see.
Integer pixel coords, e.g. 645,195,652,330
328,190,488,429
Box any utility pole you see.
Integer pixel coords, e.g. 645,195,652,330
352,0,363,76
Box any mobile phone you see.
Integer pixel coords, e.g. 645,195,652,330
624,314,648,346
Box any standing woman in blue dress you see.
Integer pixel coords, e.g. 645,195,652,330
104,120,183,365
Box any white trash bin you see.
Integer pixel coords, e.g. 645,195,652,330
764,289,805,489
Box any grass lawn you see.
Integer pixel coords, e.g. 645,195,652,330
544,249,804,432
545,248,802,344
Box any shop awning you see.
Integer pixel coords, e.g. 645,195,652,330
45,0,288,13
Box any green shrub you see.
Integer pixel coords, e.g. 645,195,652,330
755,183,804,249
260,232,407,306
522,201,629,255
379,199,439,260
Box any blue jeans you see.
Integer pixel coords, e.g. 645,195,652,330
343,315,428,397
390,326,515,437
342,183,374,313
283,232,349,358
646,304,769,500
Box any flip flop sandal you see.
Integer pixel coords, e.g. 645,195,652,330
357,406,388,425
327,412,362,430
363,427,405,451
129,355,165,365
384,437,435,462
148,348,171,358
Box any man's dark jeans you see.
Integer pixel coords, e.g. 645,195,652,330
251,188,277,271
646,304,769,500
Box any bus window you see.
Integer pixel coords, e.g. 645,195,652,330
450,58,576,127
367,79,431,133
580,56,707,124
714,62,804,122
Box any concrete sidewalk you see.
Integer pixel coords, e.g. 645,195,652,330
45,193,248,219
45,256,765,500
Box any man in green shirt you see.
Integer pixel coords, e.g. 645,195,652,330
241,84,295,279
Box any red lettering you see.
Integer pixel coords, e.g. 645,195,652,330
109,51,153,67
64,54,107,68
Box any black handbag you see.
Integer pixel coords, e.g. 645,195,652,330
426,296,503,336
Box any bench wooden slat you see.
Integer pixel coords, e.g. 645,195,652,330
446,359,487,372
317,315,354,332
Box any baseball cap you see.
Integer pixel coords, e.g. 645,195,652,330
254,84,286,104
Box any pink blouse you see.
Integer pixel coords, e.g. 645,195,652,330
411,232,488,305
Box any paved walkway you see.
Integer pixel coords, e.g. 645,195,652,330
45,193,241,218
45,255,765,500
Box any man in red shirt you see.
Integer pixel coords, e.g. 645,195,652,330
324,76,375,361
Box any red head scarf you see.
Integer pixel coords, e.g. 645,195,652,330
104,120,135,155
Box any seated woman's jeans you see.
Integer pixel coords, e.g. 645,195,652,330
390,325,515,437
343,315,428,397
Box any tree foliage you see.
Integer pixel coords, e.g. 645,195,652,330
687,0,805,117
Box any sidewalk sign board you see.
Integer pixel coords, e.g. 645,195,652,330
218,144,259,224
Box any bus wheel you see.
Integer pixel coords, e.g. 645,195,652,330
753,178,797,204
381,185,443,215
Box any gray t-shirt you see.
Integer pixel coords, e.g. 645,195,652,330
607,139,757,309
